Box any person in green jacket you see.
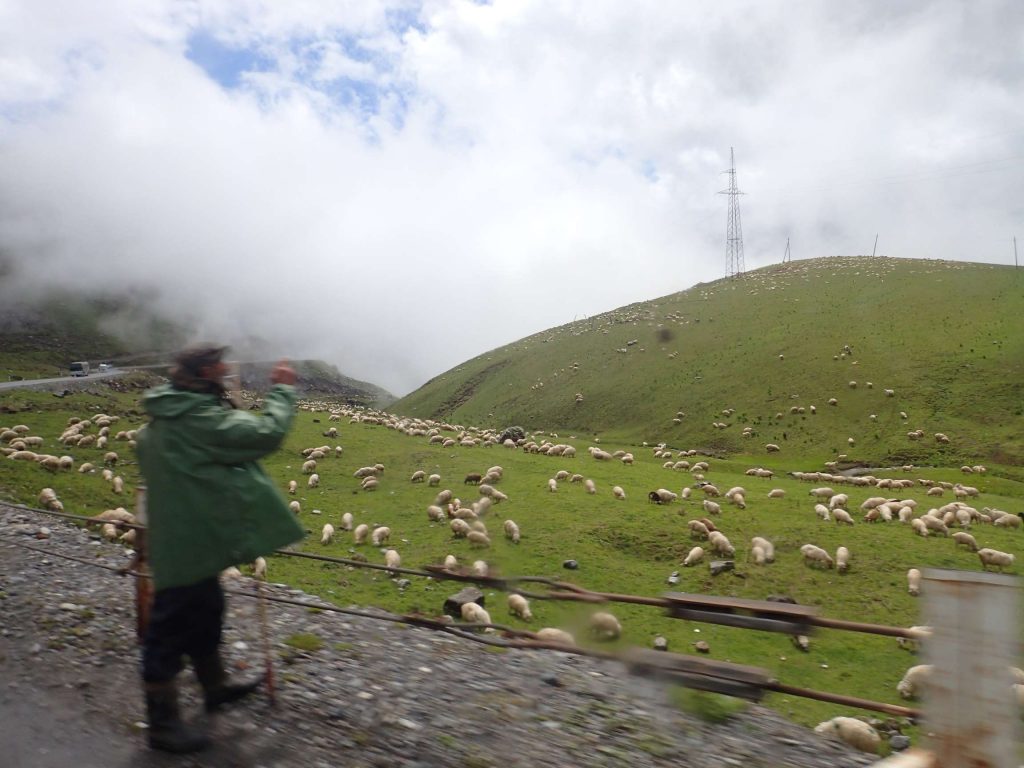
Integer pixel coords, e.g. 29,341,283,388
135,344,304,753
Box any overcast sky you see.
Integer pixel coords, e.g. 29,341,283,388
1,1,1021,395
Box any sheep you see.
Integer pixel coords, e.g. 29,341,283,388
767,489,786,499
353,524,370,544
898,505,915,523
978,548,1015,572
612,485,626,500
471,560,489,577
994,514,1022,529
809,487,836,499
683,546,705,567
750,545,766,565
287,480,297,495
111,476,124,494
570,473,584,484
897,664,933,700
681,487,692,499
57,455,73,471
832,509,854,525
427,504,446,522
428,474,441,487
361,477,379,492
460,602,492,629
467,530,491,547
897,625,932,652
583,478,597,494
443,554,458,570
700,483,720,497
652,488,678,504
688,520,710,539
921,515,949,536
828,493,848,510
503,519,520,543
800,544,834,569
750,536,774,562
371,526,391,546
548,478,558,493
321,524,335,545
708,531,735,557
698,517,718,533
340,512,353,530
813,717,881,754
508,593,533,621
952,531,978,551
410,470,426,483
535,628,575,646
435,489,453,506
911,518,929,537
702,499,722,515
253,557,267,579
765,443,780,453
307,473,320,489
836,546,850,573
384,549,401,570
590,611,622,641
288,500,301,515
353,465,378,478
450,519,471,538
814,503,831,521
907,568,922,596
77,462,95,474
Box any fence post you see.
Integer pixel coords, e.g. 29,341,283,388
921,568,1019,767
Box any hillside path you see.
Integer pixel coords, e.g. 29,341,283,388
0,504,878,768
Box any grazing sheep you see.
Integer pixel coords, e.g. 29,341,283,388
921,515,949,536
428,473,441,487
688,520,710,539
750,536,774,562
471,560,489,577
288,500,301,514
612,485,626,500
535,628,575,646
307,473,320,488
814,503,831,521
907,568,922,596
583,478,597,494
828,494,848,510
371,526,391,546
467,530,491,547
897,664,934,700
702,499,722,515
450,519,471,538
353,524,370,544
460,602,492,628
952,531,978,551
103,451,119,466
341,512,353,530
836,546,850,573
897,626,932,652
443,554,458,570
77,462,95,474
765,443,780,453
652,488,678,504
321,524,335,544
750,545,766,565
681,487,692,499
508,593,533,621
503,519,520,543
800,544,834,569
435,489,453,506
361,477,379,492
427,505,446,522
994,514,1022,529
832,509,854,525
813,717,881,754
287,480,297,494
253,557,267,579
548,478,558,493
302,459,317,474
767,489,786,499
112,476,124,494
384,549,401,570
911,518,929,537
410,470,426,483
590,611,622,641
683,546,705,567
708,531,735,557
978,548,1015,572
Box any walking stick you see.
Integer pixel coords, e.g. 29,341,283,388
256,574,276,706
131,485,153,643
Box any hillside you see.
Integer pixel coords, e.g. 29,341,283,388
395,257,1024,465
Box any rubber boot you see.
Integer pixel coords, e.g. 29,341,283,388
145,680,210,753
193,650,262,712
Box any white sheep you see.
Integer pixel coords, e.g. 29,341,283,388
460,602,492,629
897,625,932,652
702,499,722,515
353,523,370,544
112,476,124,494
708,531,735,557
471,560,489,577
410,470,426,483
508,593,533,621
503,519,520,543
302,459,317,474
590,611,622,641
443,554,458,570
548,478,558,493
340,512,353,530
813,717,881,754
287,480,297,494
683,546,705,567
307,473,320,488
467,530,491,547
384,549,401,570
978,548,1015,572
836,546,850,573
583,478,596,494
750,536,775,562
450,519,471,538
612,485,626,500
832,509,854,525
750,545,766,565
897,664,933,699
360,477,379,491
428,473,441,487
288,500,301,514
767,489,786,499
688,520,710,539
535,628,575,646
103,451,119,466
253,557,267,579
77,462,95,474
371,526,391,546
994,514,1022,529
814,503,831,521
321,524,335,544
800,544,834,569
951,531,978,551
427,504,446,522
907,568,921,596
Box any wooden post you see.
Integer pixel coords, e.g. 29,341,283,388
133,485,153,643
921,569,1019,767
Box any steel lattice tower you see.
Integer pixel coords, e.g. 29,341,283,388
719,147,745,277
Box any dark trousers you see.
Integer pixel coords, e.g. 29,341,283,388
142,577,224,683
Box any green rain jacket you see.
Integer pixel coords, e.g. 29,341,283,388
136,383,304,590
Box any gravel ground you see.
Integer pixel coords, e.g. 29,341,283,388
0,504,880,768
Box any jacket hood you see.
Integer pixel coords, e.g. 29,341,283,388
143,384,220,419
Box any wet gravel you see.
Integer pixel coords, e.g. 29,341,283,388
1,504,879,768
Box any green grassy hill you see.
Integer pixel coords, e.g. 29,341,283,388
396,256,1024,467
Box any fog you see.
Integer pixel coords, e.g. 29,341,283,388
1,1,1021,395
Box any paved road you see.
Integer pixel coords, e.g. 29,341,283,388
0,368,130,392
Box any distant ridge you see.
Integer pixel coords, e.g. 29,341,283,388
395,256,1024,465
